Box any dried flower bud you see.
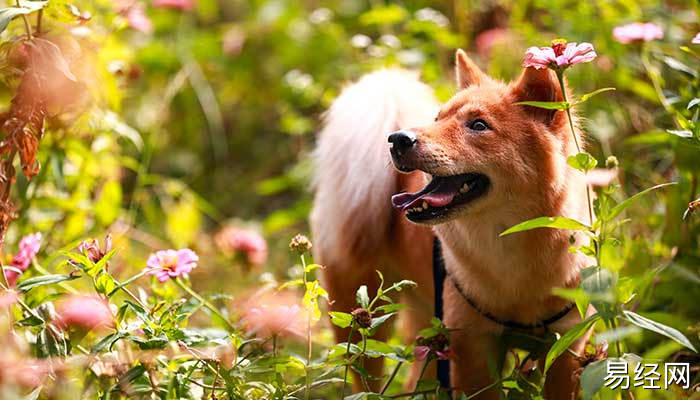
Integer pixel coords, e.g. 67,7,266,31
605,155,619,169
351,308,372,328
289,234,312,254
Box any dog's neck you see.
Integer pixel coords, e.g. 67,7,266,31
434,165,590,322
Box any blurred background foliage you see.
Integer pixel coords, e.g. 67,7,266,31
0,1,699,395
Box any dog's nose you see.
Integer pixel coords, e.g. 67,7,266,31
388,130,417,156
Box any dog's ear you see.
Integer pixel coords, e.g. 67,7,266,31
511,67,566,126
455,49,486,90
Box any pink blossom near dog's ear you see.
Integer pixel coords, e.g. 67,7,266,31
523,41,596,69
693,33,700,44
144,249,199,282
242,292,305,338
56,295,113,330
152,0,196,11
612,22,663,44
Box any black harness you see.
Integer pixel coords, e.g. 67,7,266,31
432,237,576,389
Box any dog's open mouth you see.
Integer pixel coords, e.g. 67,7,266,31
391,173,490,222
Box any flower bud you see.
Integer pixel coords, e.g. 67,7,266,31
351,308,372,329
605,155,619,169
289,234,312,254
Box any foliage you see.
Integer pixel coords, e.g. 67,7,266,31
0,0,696,399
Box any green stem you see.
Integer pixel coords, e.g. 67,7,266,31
610,318,624,356
380,361,403,395
556,69,594,225
640,45,672,112
340,324,356,397
107,269,148,297
174,277,235,331
416,357,431,400
301,254,312,400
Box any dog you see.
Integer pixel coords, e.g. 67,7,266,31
311,50,593,399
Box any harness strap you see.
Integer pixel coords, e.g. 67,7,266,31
432,238,450,389
431,237,576,388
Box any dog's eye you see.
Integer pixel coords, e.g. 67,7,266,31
467,119,490,132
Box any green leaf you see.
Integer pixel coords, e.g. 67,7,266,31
95,180,122,226
544,314,600,373
16,274,79,292
0,2,47,34
369,312,396,331
304,263,323,273
95,273,116,295
575,87,616,105
622,310,697,352
688,98,700,110
329,311,353,329
580,359,607,400
567,152,597,172
356,285,369,308
606,182,676,220
515,100,568,110
667,129,693,138
500,216,591,236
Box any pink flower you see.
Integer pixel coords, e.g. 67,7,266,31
78,235,113,264
693,33,700,44
116,1,153,34
523,40,596,70
56,295,113,330
0,290,18,308
215,227,267,265
4,233,41,287
474,28,508,58
144,249,199,282
613,23,663,44
242,292,305,338
413,345,451,361
152,0,195,11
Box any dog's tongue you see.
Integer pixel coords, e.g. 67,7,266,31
391,177,458,210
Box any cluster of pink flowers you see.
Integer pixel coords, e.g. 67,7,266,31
523,40,596,70
613,22,663,44
115,1,153,34
4,233,41,287
144,248,199,282
215,226,267,266
152,0,196,11
242,292,305,338
56,295,113,330
693,33,700,44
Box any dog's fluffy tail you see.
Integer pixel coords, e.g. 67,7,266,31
311,69,438,262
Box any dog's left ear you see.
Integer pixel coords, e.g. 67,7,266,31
455,49,486,90
511,67,566,126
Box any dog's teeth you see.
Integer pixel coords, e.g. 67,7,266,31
460,183,469,193
422,201,428,209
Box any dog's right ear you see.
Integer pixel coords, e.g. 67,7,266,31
455,49,486,90
511,67,566,127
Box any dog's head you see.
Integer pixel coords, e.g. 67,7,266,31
390,49,574,225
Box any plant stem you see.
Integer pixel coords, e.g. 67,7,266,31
610,318,624,356
340,324,356,397
107,269,147,297
36,9,42,34
174,277,236,331
15,0,33,39
556,69,594,225
416,357,431,400
381,361,403,394
301,254,312,400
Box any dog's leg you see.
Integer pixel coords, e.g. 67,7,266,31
541,330,590,399
443,282,504,400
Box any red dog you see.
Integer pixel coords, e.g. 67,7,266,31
311,50,592,399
